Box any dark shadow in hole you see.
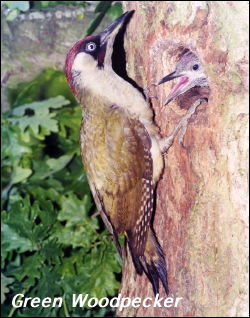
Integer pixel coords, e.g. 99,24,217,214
111,13,146,99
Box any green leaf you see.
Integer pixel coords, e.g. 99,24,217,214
12,96,69,116
25,185,61,202
6,8,19,21
107,3,123,20
56,237,121,300
54,194,97,248
30,154,75,182
1,273,14,304
43,71,76,104
11,167,32,184
1,122,31,163
40,1,50,7
3,195,56,244
72,241,121,299
7,68,75,112
33,267,61,299
14,115,58,135
58,194,92,226
9,96,70,138
3,196,36,243
86,12,106,36
86,0,112,36
12,82,44,108
11,254,43,286
46,154,74,175
1,223,34,254
40,239,63,265
7,1,29,11
94,1,112,13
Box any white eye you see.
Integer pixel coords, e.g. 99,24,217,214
86,42,96,52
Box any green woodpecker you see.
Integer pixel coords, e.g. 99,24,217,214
65,10,207,295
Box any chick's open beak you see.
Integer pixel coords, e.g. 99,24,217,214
158,71,180,85
158,71,189,105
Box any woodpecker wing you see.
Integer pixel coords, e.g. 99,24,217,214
81,105,154,258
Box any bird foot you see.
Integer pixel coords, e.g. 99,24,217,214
144,83,158,103
91,210,101,218
159,98,207,153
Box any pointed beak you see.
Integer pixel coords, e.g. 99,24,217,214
158,71,189,105
100,10,134,45
157,71,181,85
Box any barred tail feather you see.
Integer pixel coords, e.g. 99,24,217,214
126,237,144,275
127,229,169,295
141,229,169,295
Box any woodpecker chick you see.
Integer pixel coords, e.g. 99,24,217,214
65,11,169,295
149,51,209,148
158,51,209,105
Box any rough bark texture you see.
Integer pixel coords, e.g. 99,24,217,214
119,2,249,317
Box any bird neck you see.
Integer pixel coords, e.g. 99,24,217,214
73,67,156,131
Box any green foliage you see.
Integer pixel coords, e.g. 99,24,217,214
86,1,123,35
31,1,89,10
106,2,123,21
1,70,121,317
2,1,122,28
3,1,29,20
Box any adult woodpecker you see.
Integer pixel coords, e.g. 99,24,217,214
65,11,207,295
65,11,168,295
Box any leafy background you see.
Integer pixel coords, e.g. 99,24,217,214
1,2,123,317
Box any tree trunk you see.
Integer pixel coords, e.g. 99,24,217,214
119,2,249,317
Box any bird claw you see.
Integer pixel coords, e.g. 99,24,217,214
159,98,206,153
91,210,101,218
144,83,157,92
144,83,158,102
178,118,190,148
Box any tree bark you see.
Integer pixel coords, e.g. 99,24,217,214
119,2,249,317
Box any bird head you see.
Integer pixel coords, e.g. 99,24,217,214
158,52,208,105
65,11,134,96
